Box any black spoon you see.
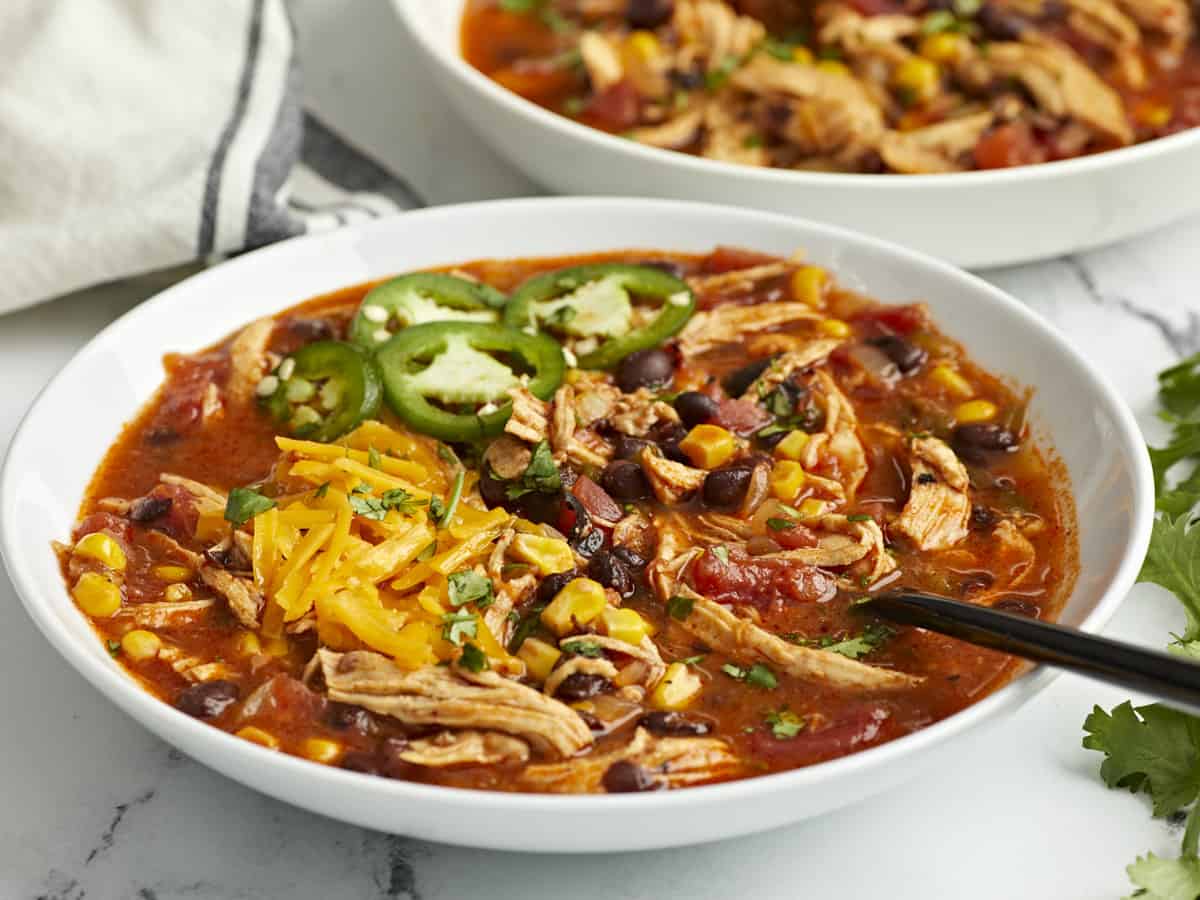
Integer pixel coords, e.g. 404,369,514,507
871,589,1200,717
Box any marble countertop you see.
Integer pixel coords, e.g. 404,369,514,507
4,2,1200,898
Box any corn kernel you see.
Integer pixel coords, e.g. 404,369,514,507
1135,101,1173,129
816,59,850,77
919,32,965,65
792,46,814,64
517,637,562,682
301,737,343,765
790,265,828,307
541,578,608,636
893,57,941,104
195,510,228,543
73,532,127,572
600,607,654,646
265,636,291,658
73,572,122,618
798,498,827,518
678,424,737,469
651,662,703,710
152,564,193,583
120,629,161,661
624,30,661,62
930,364,974,399
164,583,192,603
818,318,852,339
769,460,807,501
510,533,575,576
773,430,811,461
954,399,998,424
236,726,280,749
233,631,262,657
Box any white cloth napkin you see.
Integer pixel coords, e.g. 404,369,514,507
0,0,423,315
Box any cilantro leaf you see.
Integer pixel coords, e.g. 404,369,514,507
678,654,706,665
1160,351,1200,420
1150,420,1200,494
1082,701,1200,817
441,610,479,646
764,708,806,739
427,496,446,521
1138,515,1200,642
721,662,777,689
459,642,490,673
380,488,421,515
224,487,275,526
1125,852,1200,900
504,441,561,499
561,639,604,658
348,495,388,520
822,624,894,660
1160,465,1200,517
667,595,694,621
447,569,495,609
368,446,382,469
766,517,796,531
314,482,330,499
106,639,122,657
506,603,547,653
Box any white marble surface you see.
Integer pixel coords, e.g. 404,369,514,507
2,2,1200,898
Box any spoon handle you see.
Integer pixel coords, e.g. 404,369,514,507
872,590,1200,718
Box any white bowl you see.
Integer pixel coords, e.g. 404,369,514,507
0,198,1152,852
395,0,1200,269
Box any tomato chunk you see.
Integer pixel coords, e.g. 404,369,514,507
973,123,1045,170
688,546,836,611
572,475,623,525
712,397,774,437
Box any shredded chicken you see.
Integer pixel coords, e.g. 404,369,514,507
579,31,623,91
505,387,550,444
639,447,707,504
522,726,742,792
398,730,531,767
892,436,971,552
198,564,263,629
678,301,822,357
673,0,766,71
608,388,681,436
319,649,593,758
800,371,868,498
878,112,996,175
118,599,215,629
226,317,275,406
744,338,842,396
630,108,706,149
159,473,226,516
990,519,1036,590
767,513,897,584
544,656,620,698
701,96,770,166
685,261,792,296
612,509,657,560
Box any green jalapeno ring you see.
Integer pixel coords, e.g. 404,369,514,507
376,322,566,443
350,272,508,350
503,263,696,370
257,340,383,442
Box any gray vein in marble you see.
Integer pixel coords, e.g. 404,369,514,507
1063,255,1200,358
85,788,156,865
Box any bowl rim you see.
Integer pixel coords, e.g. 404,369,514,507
0,196,1155,819
393,0,1200,190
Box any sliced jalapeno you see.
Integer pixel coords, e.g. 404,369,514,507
503,263,695,369
350,272,507,349
257,340,382,441
376,322,565,442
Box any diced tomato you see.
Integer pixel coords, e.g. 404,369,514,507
572,475,623,525
973,123,1046,170
850,303,926,337
243,675,327,728
699,246,782,275
137,484,199,543
584,80,640,132
774,523,820,550
712,397,774,437
73,512,132,545
750,703,896,765
688,547,836,611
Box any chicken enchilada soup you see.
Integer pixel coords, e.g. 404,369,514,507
59,248,1076,793
462,0,1200,174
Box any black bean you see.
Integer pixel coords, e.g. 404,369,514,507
602,460,652,501
612,433,653,461
175,680,240,719
994,598,1040,618
588,550,635,598
960,573,995,595
572,527,605,559
514,490,565,526
286,317,335,342
478,470,509,509
702,466,753,508
602,760,663,793
868,335,928,375
611,546,647,569
955,423,1019,451
626,0,674,29
537,571,578,606
670,66,705,91
916,472,937,485
757,429,790,450
639,710,713,737
649,420,690,464
129,495,172,522
339,751,381,775
555,673,614,702
327,702,377,735
978,3,1028,39
674,391,719,429
970,505,999,530
722,357,775,397
638,259,686,279
617,349,675,393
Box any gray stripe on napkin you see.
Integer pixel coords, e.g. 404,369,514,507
244,50,305,249
198,0,266,256
300,112,428,210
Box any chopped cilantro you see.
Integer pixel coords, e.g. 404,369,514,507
368,446,382,469
505,441,561,499
459,642,489,673
705,55,739,91
427,496,446,521
1159,465,1200,517
847,513,874,523
448,569,495,609
667,595,695,621
722,662,778,689
1138,515,1200,643
679,654,706,665
766,517,796,531
821,623,894,660
224,487,275,526
416,540,438,562
1160,351,1200,419
314,482,330,499
765,708,806,739
763,38,798,61
561,640,604,658
1150,419,1200,494
507,603,547,653
351,481,372,494
350,489,419,521
436,442,460,466
742,134,764,149
441,610,478,646
380,488,421,515
106,639,122,657
498,0,539,11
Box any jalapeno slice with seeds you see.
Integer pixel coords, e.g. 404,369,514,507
350,272,507,349
503,263,695,370
257,340,382,441
376,322,565,442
